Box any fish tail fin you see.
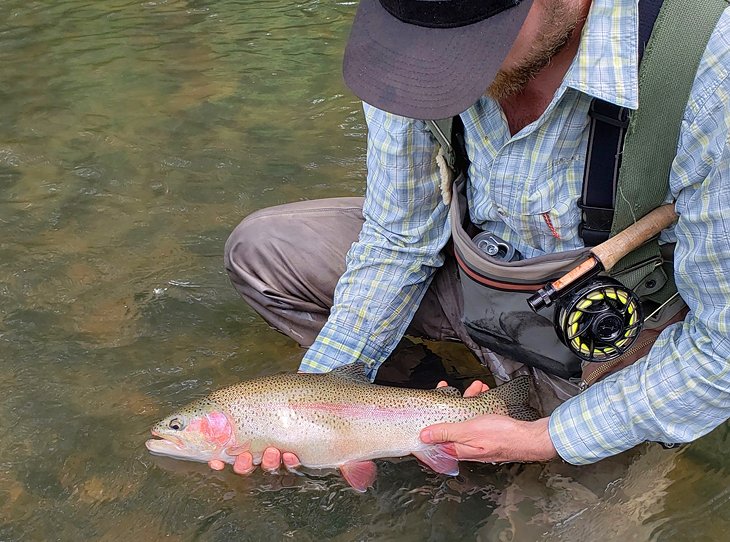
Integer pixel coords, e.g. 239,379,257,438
479,375,540,421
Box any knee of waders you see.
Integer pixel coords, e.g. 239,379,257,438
224,209,286,280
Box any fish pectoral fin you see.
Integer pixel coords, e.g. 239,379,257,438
339,460,377,493
413,445,459,476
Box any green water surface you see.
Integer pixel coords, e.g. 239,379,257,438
1,1,729,540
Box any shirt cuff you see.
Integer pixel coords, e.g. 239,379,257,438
299,322,388,380
548,380,640,465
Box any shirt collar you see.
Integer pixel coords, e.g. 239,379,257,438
563,0,639,109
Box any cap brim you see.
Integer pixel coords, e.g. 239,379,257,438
343,0,533,120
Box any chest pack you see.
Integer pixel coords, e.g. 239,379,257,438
427,0,728,383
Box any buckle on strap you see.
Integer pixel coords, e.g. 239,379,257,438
579,225,610,247
589,100,630,129
578,200,613,247
577,200,613,231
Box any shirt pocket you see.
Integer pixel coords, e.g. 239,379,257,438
513,157,583,253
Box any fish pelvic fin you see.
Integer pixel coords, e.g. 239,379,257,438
479,375,540,421
340,460,377,492
413,444,459,476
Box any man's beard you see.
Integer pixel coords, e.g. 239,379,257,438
487,1,583,100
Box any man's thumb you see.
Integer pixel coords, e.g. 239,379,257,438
420,424,454,444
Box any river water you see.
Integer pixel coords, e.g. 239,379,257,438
1,1,729,540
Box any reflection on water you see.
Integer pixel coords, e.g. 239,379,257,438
1,0,729,540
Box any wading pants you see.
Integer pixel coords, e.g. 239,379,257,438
224,198,578,414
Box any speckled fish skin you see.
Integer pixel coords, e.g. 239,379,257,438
146,363,538,491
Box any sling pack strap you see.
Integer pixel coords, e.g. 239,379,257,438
425,116,469,174
578,0,665,247
610,0,728,301
578,100,630,247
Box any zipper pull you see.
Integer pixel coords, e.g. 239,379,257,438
569,376,590,392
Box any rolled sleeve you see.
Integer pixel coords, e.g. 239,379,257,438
549,378,637,465
550,322,730,464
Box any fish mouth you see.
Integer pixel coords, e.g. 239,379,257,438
145,430,214,463
145,430,185,455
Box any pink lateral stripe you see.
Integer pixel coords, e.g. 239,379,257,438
291,402,433,420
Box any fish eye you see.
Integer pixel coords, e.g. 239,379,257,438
168,417,185,431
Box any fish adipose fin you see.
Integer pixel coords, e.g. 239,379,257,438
340,460,377,492
480,375,540,421
413,444,459,476
330,362,371,383
434,386,461,397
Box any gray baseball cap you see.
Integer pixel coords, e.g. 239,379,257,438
343,0,534,120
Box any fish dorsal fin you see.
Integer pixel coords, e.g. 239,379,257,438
330,362,370,383
434,386,461,397
479,376,540,421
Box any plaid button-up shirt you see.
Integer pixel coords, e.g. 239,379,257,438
301,0,730,464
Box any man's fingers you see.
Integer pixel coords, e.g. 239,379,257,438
232,452,256,475
282,452,301,471
215,448,295,475
261,447,281,472
464,380,489,397
437,380,489,397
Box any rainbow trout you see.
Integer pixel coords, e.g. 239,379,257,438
146,363,538,491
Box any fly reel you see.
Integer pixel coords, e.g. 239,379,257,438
554,277,643,362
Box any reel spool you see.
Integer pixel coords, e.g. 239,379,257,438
554,277,643,362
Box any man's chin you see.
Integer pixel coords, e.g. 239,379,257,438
487,69,531,101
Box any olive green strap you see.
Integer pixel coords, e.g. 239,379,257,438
610,0,728,299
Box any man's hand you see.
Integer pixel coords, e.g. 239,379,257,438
419,379,558,463
208,449,301,474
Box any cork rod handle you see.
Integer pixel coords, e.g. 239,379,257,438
591,204,678,271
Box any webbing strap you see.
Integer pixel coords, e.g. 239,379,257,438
578,0,664,247
579,101,630,246
610,0,728,297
